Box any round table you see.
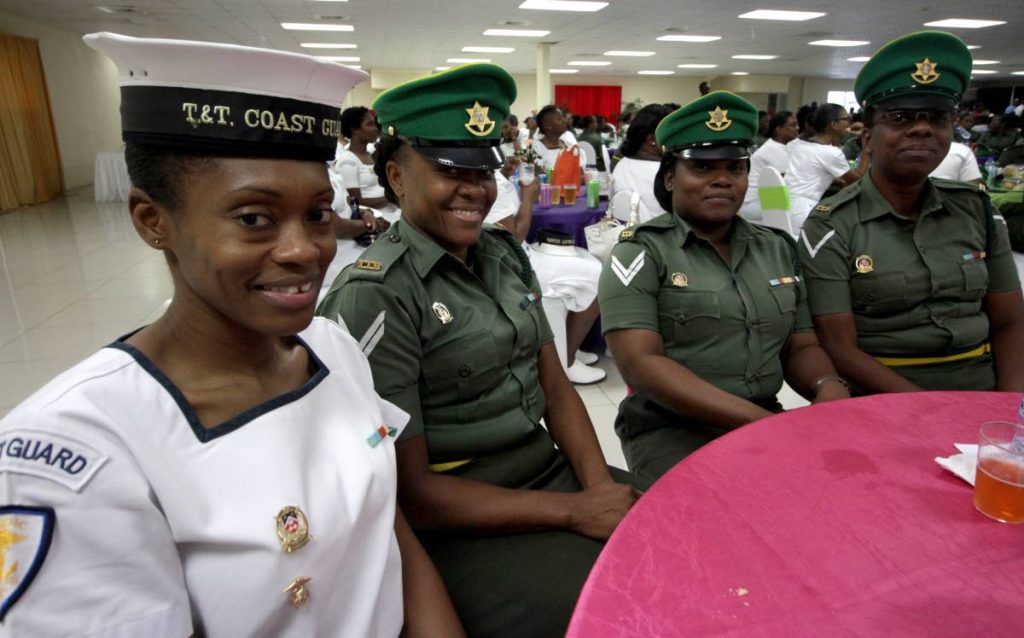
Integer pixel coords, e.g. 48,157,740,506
526,198,608,247
568,392,1024,638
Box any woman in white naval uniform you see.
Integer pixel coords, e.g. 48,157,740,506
0,33,461,638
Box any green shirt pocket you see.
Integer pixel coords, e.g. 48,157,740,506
850,272,908,312
768,283,797,314
422,329,502,401
959,259,989,298
657,289,722,344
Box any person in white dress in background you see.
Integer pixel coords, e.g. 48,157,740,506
0,32,462,638
929,140,983,184
533,105,579,171
785,103,868,231
610,104,673,223
335,106,401,223
739,110,799,221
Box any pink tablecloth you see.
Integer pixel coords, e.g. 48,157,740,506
568,392,1024,638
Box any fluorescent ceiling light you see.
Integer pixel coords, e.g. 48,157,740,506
847,56,871,62
462,46,515,53
281,23,354,31
809,40,869,47
301,43,357,49
739,10,825,21
568,61,612,66
638,70,673,75
731,71,750,76
971,69,997,74
604,50,655,57
345,65,362,69
972,60,1000,65
435,66,451,71
732,54,777,60
678,63,718,68
656,35,721,43
316,56,360,62
484,28,551,37
966,45,981,50
923,19,1006,29
550,69,579,74
447,57,491,63
518,0,608,11
1013,71,1024,76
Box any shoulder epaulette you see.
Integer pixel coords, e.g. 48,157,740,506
621,211,674,241
930,176,983,193
813,180,863,215
344,229,410,282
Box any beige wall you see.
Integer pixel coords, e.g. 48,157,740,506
1,12,122,190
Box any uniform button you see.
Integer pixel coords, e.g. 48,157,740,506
458,364,473,378
387,234,401,243
746,320,756,329
867,293,876,301
920,248,928,255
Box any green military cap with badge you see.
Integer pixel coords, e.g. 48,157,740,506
373,63,516,170
855,30,971,110
655,91,759,160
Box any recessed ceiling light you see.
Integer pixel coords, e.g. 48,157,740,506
518,0,608,11
462,46,515,53
966,45,981,49
923,19,1006,29
971,69,997,74
95,5,138,14
281,22,354,31
972,60,1000,65
568,61,612,66
739,10,826,21
604,50,656,57
550,69,579,74
731,71,750,76
316,56,360,62
809,40,870,47
301,43,357,49
435,66,451,71
638,70,674,75
732,54,777,60
1012,71,1024,76
483,28,550,37
847,56,871,62
656,35,721,43
447,57,491,63
678,63,718,68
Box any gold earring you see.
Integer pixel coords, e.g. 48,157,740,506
154,239,161,245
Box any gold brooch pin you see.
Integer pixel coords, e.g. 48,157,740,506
855,255,874,274
283,576,312,609
912,58,940,84
275,506,311,553
671,272,689,287
431,302,454,324
465,101,496,136
705,106,732,132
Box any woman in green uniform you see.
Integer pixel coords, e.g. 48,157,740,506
318,64,638,638
598,92,849,490
799,31,1024,394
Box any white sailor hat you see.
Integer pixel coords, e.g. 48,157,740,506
83,32,367,162
533,229,579,257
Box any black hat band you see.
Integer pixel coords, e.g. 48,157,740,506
537,229,576,247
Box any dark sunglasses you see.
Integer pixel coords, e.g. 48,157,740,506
877,110,953,127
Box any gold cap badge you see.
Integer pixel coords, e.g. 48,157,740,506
283,576,312,609
432,302,454,324
671,272,689,287
912,58,940,84
275,506,311,553
465,101,496,136
705,106,732,132
855,255,874,274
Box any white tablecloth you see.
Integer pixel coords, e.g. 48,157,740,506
94,151,132,202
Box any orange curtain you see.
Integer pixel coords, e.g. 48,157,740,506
0,33,63,211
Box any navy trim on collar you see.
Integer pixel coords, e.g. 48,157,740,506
106,336,330,444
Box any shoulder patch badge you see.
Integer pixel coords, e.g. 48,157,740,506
0,506,55,621
800,229,836,259
611,253,646,286
855,255,874,274
0,430,108,492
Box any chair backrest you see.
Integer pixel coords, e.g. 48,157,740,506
610,189,635,222
577,140,597,168
757,166,797,238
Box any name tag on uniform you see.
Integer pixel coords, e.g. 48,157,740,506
768,276,800,287
962,251,986,261
0,429,108,492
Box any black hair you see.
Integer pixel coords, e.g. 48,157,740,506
802,103,846,138
620,103,673,157
664,103,681,112
766,110,794,139
536,104,562,135
340,106,370,139
652,154,676,214
581,115,596,128
504,114,519,126
124,143,215,210
372,134,405,206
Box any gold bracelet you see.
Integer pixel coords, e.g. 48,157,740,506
814,376,850,392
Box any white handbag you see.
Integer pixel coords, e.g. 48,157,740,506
584,191,640,262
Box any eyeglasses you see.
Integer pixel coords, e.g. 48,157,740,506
876,110,953,128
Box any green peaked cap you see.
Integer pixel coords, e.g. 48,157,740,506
655,91,758,159
373,63,516,169
854,31,971,110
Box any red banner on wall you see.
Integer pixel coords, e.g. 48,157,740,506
554,84,623,122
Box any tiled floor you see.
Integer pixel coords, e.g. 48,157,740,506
0,187,808,469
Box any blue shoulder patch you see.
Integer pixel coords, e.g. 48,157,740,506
0,506,55,621
0,429,109,492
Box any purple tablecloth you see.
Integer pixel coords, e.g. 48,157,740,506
527,199,608,247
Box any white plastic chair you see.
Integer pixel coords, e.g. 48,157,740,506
577,141,597,170
610,189,635,222
756,166,797,238
541,296,571,369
